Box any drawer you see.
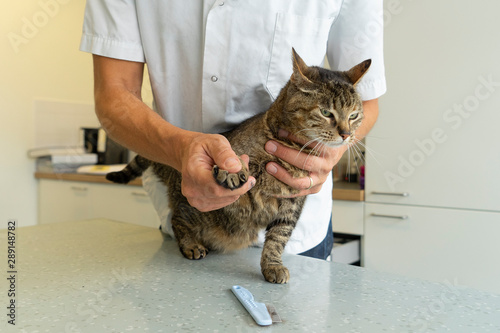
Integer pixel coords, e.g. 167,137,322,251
90,184,161,228
38,179,92,224
332,200,364,235
364,203,500,294
331,238,360,264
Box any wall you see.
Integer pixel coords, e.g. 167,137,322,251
0,1,94,228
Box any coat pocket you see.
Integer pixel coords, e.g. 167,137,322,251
266,13,335,99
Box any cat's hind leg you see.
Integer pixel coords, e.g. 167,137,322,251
171,209,209,260
212,158,249,190
173,223,208,259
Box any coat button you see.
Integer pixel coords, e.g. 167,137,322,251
211,75,219,82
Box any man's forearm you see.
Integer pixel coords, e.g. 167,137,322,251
95,86,198,171
93,55,196,171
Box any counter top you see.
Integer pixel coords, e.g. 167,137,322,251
35,171,142,186
35,173,364,201
2,219,499,332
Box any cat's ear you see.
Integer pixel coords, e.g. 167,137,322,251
344,59,372,86
291,48,315,91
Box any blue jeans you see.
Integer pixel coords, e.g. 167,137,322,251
298,218,334,260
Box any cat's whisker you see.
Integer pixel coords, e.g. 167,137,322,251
345,145,351,181
292,128,316,138
352,138,384,168
345,145,362,182
300,138,325,172
312,140,330,173
317,142,328,159
351,139,367,153
296,137,321,159
353,138,384,158
299,138,321,154
350,142,365,164
350,138,366,155
351,147,362,177
363,134,388,140
291,129,318,150
353,140,373,166
349,145,363,165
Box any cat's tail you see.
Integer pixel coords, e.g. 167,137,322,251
106,155,151,184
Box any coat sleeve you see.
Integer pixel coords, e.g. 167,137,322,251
79,0,145,62
327,0,386,100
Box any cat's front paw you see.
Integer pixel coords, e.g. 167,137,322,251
212,162,249,190
262,265,290,284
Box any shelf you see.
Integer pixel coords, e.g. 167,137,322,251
332,181,364,201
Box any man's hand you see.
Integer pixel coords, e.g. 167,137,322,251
264,130,346,197
180,133,256,212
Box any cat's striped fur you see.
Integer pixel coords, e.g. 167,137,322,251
106,49,370,283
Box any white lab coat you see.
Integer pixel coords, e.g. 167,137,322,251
80,0,386,253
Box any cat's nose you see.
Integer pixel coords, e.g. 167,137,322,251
340,132,351,141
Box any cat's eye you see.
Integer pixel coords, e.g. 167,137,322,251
321,109,333,117
349,112,359,120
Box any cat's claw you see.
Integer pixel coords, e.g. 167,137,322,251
212,164,249,190
261,265,290,284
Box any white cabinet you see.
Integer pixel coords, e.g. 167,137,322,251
365,1,500,212
364,203,500,294
38,179,161,228
39,180,93,224
363,0,500,294
89,184,160,228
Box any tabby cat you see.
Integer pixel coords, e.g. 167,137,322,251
106,49,370,284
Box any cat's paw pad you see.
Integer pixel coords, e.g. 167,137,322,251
180,244,208,260
212,163,249,190
262,265,290,284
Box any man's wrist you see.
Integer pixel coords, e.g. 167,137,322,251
159,127,198,172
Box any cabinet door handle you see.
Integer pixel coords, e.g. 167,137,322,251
371,213,409,220
131,191,147,197
371,191,410,197
70,186,88,191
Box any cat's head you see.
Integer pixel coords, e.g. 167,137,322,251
282,48,371,147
